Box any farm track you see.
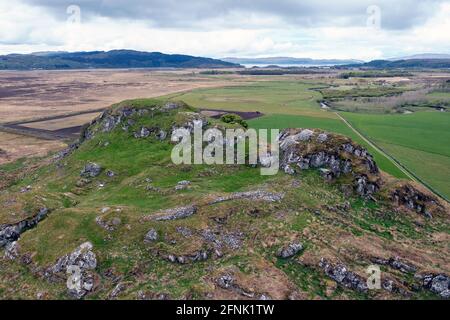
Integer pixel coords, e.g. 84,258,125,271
335,112,449,203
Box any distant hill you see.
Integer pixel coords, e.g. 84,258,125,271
388,53,450,61
222,57,362,66
342,59,450,69
0,50,239,70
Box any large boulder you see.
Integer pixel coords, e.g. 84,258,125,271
277,242,304,258
80,163,102,178
46,242,97,299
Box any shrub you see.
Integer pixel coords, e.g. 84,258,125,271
220,113,248,128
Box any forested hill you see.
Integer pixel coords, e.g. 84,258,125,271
343,59,450,69
0,50,240,70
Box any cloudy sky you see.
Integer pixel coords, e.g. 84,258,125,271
1,0,449,60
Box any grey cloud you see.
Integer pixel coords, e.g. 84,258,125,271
23,0,446,30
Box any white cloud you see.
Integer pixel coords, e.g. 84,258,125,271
0,0,449,59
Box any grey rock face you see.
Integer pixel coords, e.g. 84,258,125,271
156,130,167,140
144,229,158,243
389,257,417,274
46,242,97,299
162,102,181,111
319,258,368,293
80,163,102,178
217,274,234,289
354,175,379,198
176,226,193,238
277,242,304,258
165,250,209,264
317,133,328,143
106,170,116,177
0,207,49,248
175,180,191,190
391,185,440,218
152,205,197,221
209,190,284,205
371,256,416,274
134,127,151,138
418,273,450,299
279,129,380,198
49,242,97,274
4,241,19,260
95,215,120,231
293,129,314,141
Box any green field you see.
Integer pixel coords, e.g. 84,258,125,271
341,111,450,199
167,81,336,119
427,91,450,101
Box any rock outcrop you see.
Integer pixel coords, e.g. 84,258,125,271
209,190,284,205
277,242,304,259
279,129,381,198
416,273,450,299
80,162,102,178
144,229,158,243
371,256,417,274
391,184,443,218
45,242,97,299
319,258,368,293
146,205,197,221
80,101,185,142
0,208,49,248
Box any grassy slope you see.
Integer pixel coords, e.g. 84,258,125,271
341,111,450,199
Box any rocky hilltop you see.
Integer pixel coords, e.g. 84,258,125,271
0,99,448,300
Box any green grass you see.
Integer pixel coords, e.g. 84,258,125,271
427,91,450,101
166,81,337,119
341,111,450,199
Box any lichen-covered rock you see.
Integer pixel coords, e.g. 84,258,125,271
391,184,443,218
319,258,368,293
354,175,379,198
46,242,97,299
277,242,304,258
278,129,380,198
80,162,102,178
209,190,284,204
217,274,234,289
144,229,158,243
165,250,209,264
371,256,416,274
418,273,450,299
134,127,151,138
147,205,197,221
4,241,19,260
0,208,49,248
